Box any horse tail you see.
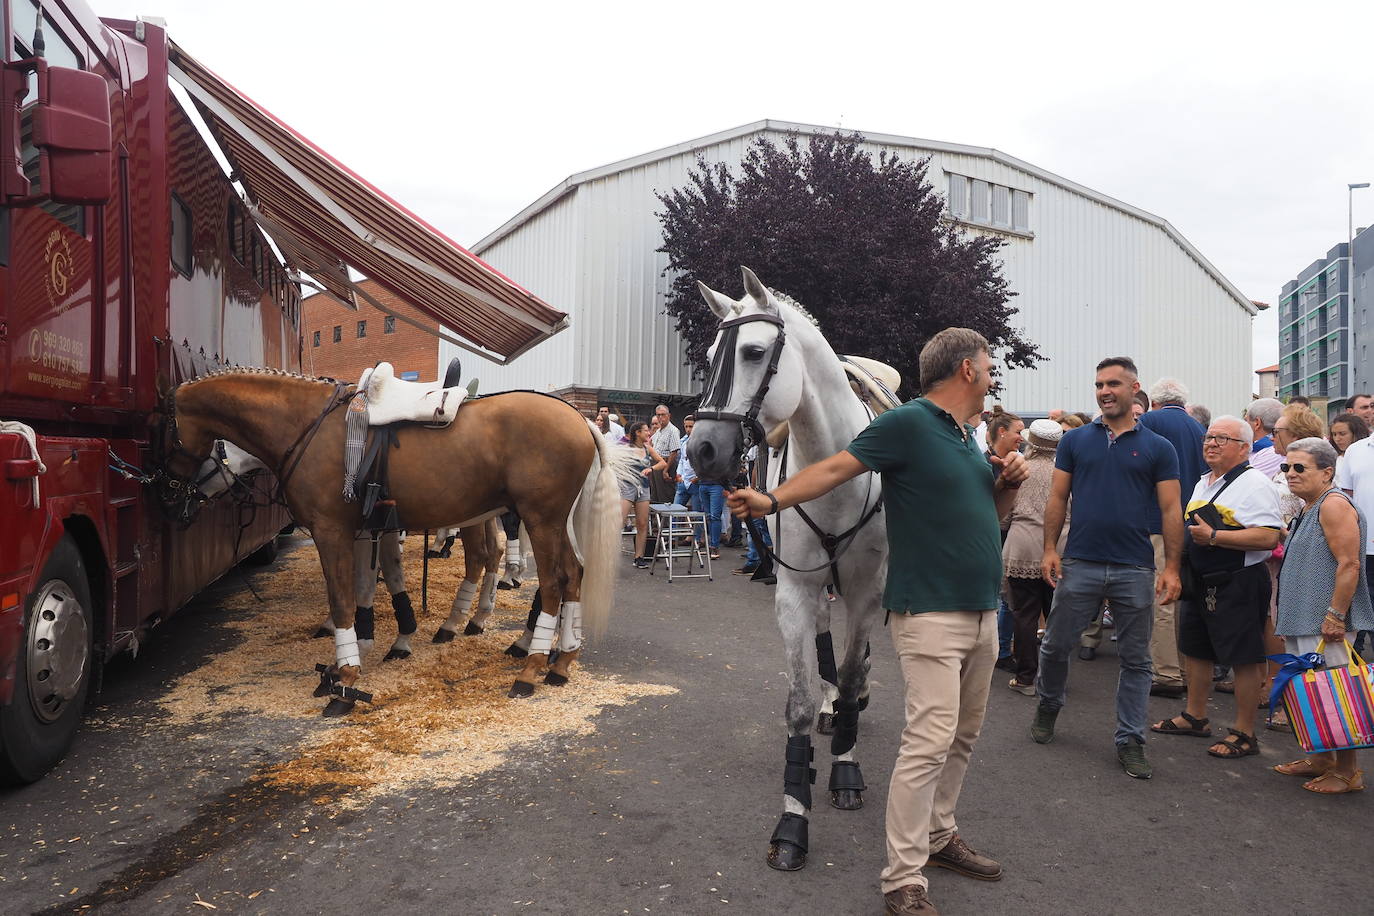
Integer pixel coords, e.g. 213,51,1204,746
571,421,624,640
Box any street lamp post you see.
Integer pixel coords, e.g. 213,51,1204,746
1349,182,1369,396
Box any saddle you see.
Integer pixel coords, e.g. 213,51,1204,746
342,358,470,529
355,360,467,427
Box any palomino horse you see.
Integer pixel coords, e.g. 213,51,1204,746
164,369,621,712
688,268,888,872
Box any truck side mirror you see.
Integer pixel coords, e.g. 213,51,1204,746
32,62,111,205
2,59,112,206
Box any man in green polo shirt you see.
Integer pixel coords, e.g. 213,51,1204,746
728,327,1028,916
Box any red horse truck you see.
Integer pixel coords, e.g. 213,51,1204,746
0,3,567,783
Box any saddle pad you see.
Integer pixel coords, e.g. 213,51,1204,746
357,361,465,427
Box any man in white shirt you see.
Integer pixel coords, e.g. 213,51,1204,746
597,405,625,441
1150,415,1282,760
649,404,681,504
1244,398,1284,478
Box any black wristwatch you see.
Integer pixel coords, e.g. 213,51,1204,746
766,492,780,515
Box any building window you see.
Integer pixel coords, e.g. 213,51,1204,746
312,330,320,348
357,320,367,338
947,172,1031,233
332,325,341,343
384,315,396,334
170,192,192,277
227,205,244,263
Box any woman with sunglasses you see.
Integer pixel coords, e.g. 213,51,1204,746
1273,437,1374,794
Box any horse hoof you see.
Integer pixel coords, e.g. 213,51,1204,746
816,713,835,735
432,628,456,644
508,680,535,699
857,694,870,712
383,648,411,662
766,841,807,871
463,621,483,636
321,698,356,717
544,671,569,687
311,627,333,639
504,644,529,659
830,788,864,811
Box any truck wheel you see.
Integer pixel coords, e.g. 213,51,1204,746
0,536,94,785
244,537,278,566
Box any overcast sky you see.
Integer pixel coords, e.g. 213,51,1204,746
104,0,1374,383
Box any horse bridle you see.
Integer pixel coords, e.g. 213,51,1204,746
694,311,787,452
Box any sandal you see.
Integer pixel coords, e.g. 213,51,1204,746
1265,709,1292,732
1207,728,1260,759
1274,757,1330,777
1302,770,1366,795
1150,710,1212,737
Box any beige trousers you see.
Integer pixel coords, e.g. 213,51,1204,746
1147,534,1183,685
880,608,997,893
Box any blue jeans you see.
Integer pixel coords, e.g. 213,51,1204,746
695,483,725,547
1036,558,1156,746
746,519,773,565
673,480,698,509
997,597,1013,658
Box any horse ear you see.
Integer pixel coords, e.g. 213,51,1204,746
697,280,739,321
740,266,777,315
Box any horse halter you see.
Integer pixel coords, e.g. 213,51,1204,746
694,312,787,452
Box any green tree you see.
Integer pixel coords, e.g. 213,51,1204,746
656,132,1042,397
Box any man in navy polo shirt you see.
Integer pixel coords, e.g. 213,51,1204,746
1030,357,1184,780
1139,378,1206,698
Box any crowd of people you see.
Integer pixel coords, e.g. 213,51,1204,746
707,329,1372,915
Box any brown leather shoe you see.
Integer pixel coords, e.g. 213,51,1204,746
927,833,1003,881
884,884,939,915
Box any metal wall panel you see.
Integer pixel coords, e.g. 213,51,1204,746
466,126,1253,415
438,191,581,392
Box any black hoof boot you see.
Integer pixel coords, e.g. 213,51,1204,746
432,628,456,644
463,621,484,636
322,697,355,717
508,680,535,698
544,670,569,686
382,648,411,662
313,663,339,698
311,626,333,639
504,643,529,659
829,761,867,811
766,813,809,871
816,712,835,735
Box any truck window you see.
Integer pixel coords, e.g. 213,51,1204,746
170,192,192,276
12,0,88,235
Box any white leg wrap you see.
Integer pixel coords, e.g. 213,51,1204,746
441,579,479,631
527,612,559,654
557,601,583,652
335,626,360,668
505,539,521,565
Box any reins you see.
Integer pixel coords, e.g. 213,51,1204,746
274,380,352,503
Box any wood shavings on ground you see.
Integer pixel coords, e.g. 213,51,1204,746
155,534,675,805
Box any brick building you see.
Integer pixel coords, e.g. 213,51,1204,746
302,279,440,383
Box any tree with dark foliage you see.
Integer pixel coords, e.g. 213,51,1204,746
656,132,1042,398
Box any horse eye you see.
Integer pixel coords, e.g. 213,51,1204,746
741,345,766,361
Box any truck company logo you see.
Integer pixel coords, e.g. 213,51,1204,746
44,229,74,313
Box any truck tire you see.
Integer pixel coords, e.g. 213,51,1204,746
0,536,94,785
244,537,278,566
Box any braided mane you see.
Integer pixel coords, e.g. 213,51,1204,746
770,289,820,328
179,366,344,389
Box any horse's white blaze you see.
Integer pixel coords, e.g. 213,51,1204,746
441,579,479,632
527,611,559,654
334,626,360,667
557,601,583,652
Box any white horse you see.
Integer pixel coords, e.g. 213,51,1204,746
687,268,888,872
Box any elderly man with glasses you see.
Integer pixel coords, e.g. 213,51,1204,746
649,404,682,504
1149,416,1283,761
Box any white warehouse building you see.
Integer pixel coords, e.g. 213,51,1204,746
447,120,1256,417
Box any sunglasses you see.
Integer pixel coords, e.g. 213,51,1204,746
1280,463,1315,474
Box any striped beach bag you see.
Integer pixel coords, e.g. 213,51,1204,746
1268,640,1374,753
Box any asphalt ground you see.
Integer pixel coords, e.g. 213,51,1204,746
1,537,1370,915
